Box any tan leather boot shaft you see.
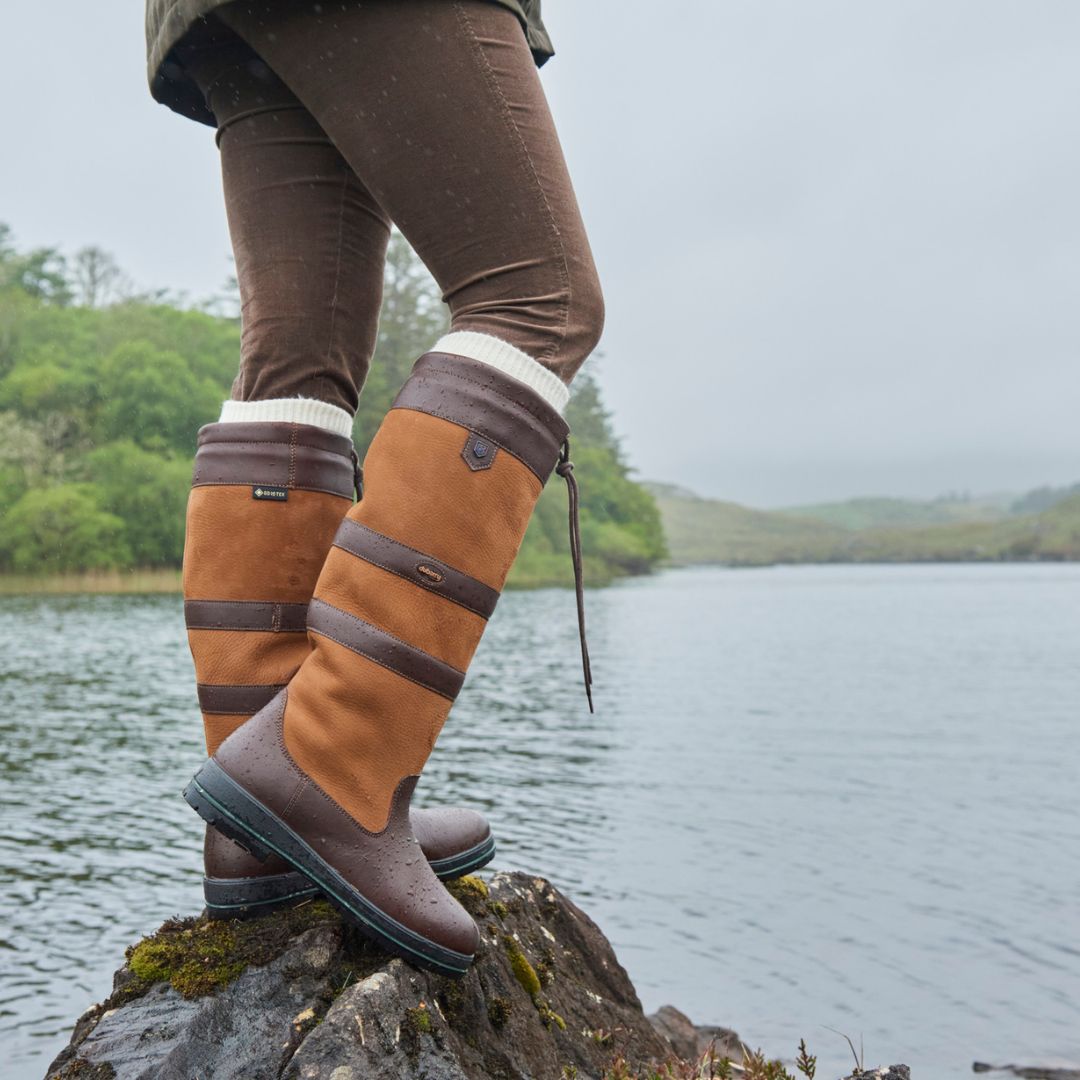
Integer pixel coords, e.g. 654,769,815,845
183,421,354,887
282,352,570,832
182,421,356,754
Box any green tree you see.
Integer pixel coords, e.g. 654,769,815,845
95,341,221,453
0,223,666,585
84,442,192,565
0,484,130,573
353,230,448,460
0,224,72,305
71,246,129,308
513,370,666,585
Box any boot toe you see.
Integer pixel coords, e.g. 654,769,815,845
413,805,491,862
438,895,481,956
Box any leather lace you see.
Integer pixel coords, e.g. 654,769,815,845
556,437,593,712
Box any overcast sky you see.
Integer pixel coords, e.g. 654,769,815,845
2,2,1078,506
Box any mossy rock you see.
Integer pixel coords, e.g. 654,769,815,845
437,979,466,1024
50,1061,116,1080
487,995,513,1029
49,872,686,1080
503,935,542,997
404,1003,433,1035
119,901,339,1003
446,874,490,917
537,1002,566,1031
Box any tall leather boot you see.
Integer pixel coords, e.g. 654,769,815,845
184,351,589,972
184,419,496,920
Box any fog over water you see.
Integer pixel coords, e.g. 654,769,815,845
3,1,1078,504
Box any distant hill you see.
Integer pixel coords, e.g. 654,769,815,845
648,482,1080,567
646,483,847,566
780,493,1014,531
1011,482,1080,516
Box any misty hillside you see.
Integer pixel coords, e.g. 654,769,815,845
783,482,1080,530
646,483,848,565
648,483,1080,567
780,493,1014,530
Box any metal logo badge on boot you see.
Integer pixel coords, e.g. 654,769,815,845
461,432,497,472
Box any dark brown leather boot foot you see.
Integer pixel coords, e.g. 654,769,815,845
203,806,495,920
186,694,480,974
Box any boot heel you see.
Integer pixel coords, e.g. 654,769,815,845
183,773,272,863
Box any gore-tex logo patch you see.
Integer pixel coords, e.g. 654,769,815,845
252,485,288,501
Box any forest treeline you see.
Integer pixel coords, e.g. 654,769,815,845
0,225,665,587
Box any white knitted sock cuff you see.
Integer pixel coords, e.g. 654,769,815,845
433,331,570,414
218,397,354,439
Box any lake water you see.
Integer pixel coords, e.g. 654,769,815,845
3,565,1079,1080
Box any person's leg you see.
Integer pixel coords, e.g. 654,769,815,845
217,0,604,388
178,35,390,417
184,0,599,972
177,40,495,919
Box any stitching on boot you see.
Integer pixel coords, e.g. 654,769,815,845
411,360,563,427
274,692,409,838
307,623,460,700
281,777,309,822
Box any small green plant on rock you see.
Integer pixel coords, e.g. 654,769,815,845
600,1039,821,1080
404,1002,433,1036
438,979,466,1024
487,995,513,1028
501,934,565,1031
538,1001,567,1031
503,935,542,996
741,1045,795,1080
446,874,489,915
50,1060,117,1080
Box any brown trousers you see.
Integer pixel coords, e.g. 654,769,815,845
179,0,603,414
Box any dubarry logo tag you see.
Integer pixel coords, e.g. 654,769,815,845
461,431,497,471
253,485,288,501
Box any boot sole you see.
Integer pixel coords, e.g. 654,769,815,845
429,834,497,880
203,872,318,920
203,835,495,921
184,760,474,976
